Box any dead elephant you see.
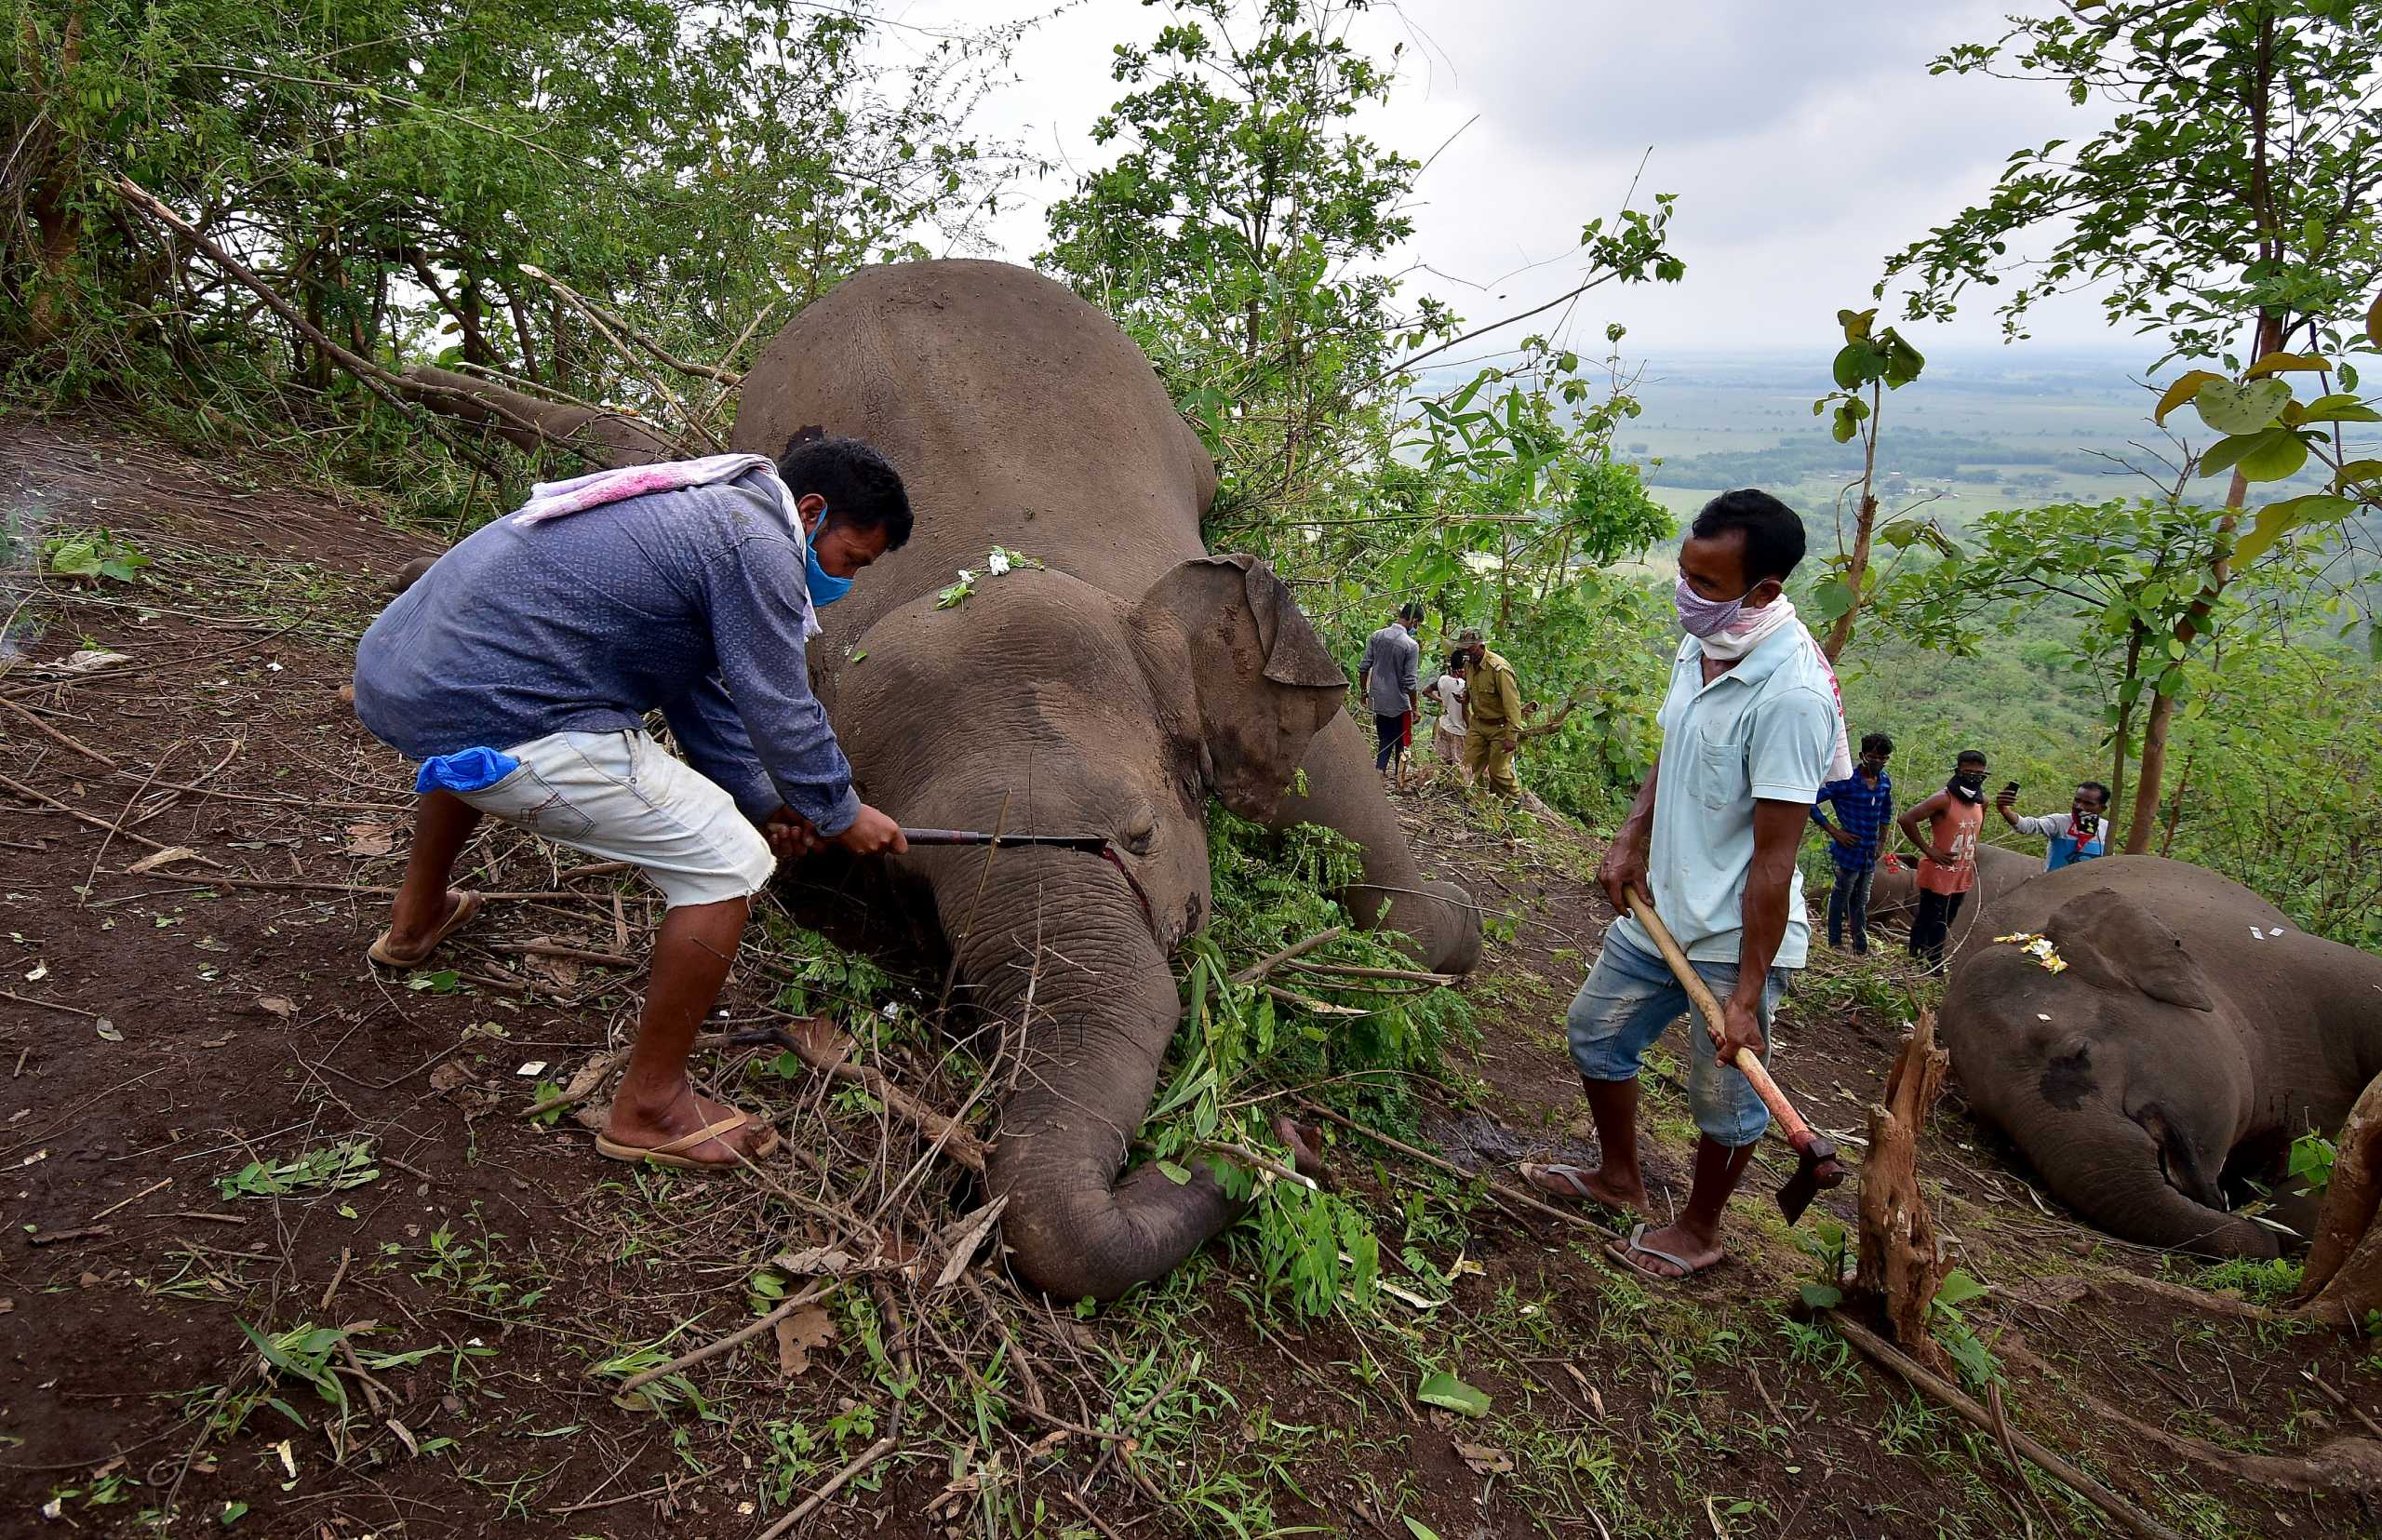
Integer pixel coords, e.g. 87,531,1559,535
405,260,1480,1301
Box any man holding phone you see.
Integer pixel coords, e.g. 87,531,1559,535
1995,780,2111,871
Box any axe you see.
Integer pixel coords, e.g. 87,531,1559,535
1623,889,1848,1224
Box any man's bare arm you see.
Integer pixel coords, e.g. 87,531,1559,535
1597,750,1661,914
1717,797,1806,1064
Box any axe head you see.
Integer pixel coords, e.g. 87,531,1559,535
1774,1134,1849,1225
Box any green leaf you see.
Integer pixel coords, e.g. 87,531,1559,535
1800,1282,1844,1309
2232,494,2357,564
2152,370,2224,425
2334,458,2382,486
1933,1268,1988,1309
1813,579,1856,622
1155,1159,1193,1186
1831,341,1882,390
2191,378,2292,435
2369,288,2382,351
1416,1370,1491,1416
1837,307,1877,342
1404,1520,1442,1540
2236,428,2310,483
1878,328,1925,389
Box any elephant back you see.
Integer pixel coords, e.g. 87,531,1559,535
731,260,1218,652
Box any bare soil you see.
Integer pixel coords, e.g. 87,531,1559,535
2,414,2376,1538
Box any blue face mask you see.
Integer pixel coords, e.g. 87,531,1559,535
803,508,853,607
806,546,852,608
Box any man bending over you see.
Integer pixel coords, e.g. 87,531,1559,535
352,435,911,1172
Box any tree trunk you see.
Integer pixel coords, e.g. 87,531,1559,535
20,11,85,347
1821,382,1885,663
2298,1071,2382,1325
1854,1011,1949,1367
2108,627,2143,822
2123,313,2279,853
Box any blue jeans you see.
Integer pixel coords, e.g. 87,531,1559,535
1373,712,1407,771
1565,930,1789,1147
1827,864,1874,951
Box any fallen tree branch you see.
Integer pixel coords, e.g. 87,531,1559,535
0,769,227,867
0,696,119,768
616,1281,833,1393
1295,1099,1617,1238
1230,927,1345,986
1822,1309,2188,1540
518,263,720,451
736,1020,988,1173
517,263,742,385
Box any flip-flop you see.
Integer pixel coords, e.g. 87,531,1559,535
595,1113,781,1172
1519,1161,1632,1211
1605,1222,1720,1283
368,890,484,968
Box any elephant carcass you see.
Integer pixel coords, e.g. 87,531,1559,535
1940,855,2382,1257
403,261,1481,1300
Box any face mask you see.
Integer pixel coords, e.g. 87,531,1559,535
803,510,853,608
1673,575,1754,638
1949,771,1985,802
806,547,851,607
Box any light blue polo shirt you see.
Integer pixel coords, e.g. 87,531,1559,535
1609,623,1839,971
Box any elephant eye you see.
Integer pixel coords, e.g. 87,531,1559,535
1122,812,1158,856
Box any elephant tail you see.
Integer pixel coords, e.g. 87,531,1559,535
938,853,1238,1303
2001,1095,2277,1259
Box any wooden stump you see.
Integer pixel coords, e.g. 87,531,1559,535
2298,1069,2382,1324
1854,1010,1951,1367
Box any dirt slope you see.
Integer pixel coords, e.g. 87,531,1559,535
2,416,2375,1539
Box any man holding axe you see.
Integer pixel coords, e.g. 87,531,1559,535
1524,489,1848,1280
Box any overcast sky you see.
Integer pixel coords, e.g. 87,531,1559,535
884,0,2138,366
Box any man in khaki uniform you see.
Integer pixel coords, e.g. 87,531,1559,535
1453,626,1522,798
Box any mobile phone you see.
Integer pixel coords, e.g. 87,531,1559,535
2001,781,2020,797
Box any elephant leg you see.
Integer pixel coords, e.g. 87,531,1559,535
1269,715,1482,976
2008,1101,2278,1258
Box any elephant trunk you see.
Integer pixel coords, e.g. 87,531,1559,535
932,851,1231,1302
1274,716,1481,975
2004,1098,2278,1259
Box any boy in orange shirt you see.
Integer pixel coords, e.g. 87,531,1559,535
1895,749,1987,969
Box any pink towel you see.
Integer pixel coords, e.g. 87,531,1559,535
510,453,819,636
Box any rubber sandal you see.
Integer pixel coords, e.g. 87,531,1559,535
595,1113,781,1172
1520,1161,1632,1211
1605,1222,1720,1283
368,890,484,968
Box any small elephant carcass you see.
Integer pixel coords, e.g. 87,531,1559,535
1941,855,2382,1257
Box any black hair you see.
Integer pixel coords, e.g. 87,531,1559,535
1691,488,1806,583
2076,781,2110,805
1859,731,1894,756
1398,600,1425,623
1446,649,1467,672
778,432,914,550
1956,749,1988,768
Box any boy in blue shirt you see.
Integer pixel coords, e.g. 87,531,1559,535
1811,731,1894,953
1995,780,2109,871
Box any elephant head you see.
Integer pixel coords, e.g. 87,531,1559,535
1943,886,2276,1257
826,554,1344,1300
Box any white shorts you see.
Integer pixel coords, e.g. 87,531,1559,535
456,730,775,908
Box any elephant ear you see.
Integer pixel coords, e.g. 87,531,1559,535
1185,554,1345,689
2043,889,2215,1012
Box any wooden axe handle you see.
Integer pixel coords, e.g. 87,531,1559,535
1622,889,1824,1153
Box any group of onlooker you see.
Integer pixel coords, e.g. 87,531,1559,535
1811,736,2109,966
1357,609,1522,798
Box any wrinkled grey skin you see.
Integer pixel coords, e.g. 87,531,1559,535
402,260,1479,1301
1940,856,2382,1257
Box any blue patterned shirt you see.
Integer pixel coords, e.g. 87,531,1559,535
1812,770,1893,871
